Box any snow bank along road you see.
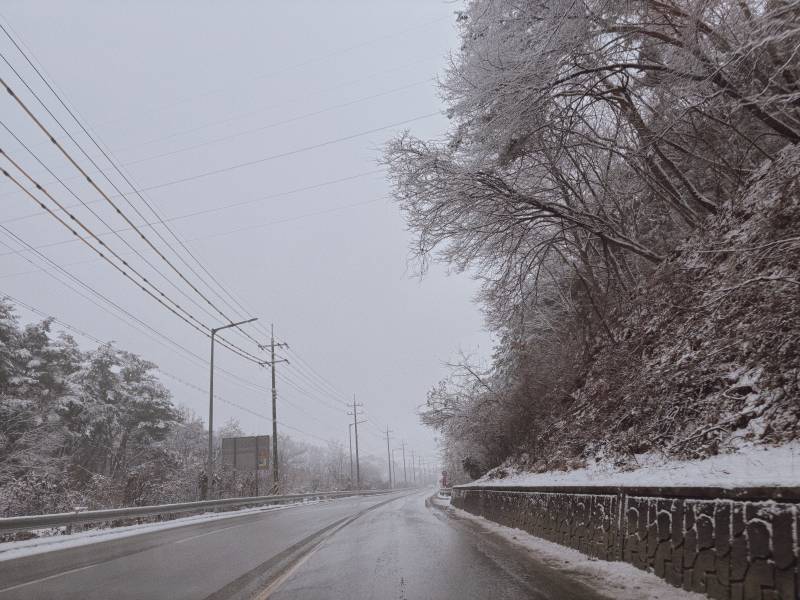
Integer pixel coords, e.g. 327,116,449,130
0,490,609,600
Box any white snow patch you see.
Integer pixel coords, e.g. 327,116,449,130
449,506,706,600
0,499,323,562
467,442,800,488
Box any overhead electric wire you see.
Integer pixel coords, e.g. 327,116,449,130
19,12,447,135
0,82,354,428
2,210,406,454
0,22,434,435
275,370,344,412
0,70,264,350
118,54,438,153
283,362,351,408
56,78,433,176
1,213,359,449
0,150,263,366
0,21,268,338
0,168,384,255
0,225,215,371
0,239,282,415
0,32,412,359
12,67,269,347
0,289,334,444
284,346,351,405
101,112,438,196
159,370,333,444
0,198,381,288
0,121,238,331
275,371,349,415
0,53,266,349
0,108,436,217
1,290,105,346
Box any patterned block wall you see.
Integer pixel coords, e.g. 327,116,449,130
451,487,799,599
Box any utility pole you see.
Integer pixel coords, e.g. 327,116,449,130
347,420,365,486
385,426,393,489
411,449,416,484
401,441,407,485
348,425,354,483
347,397,364,489
261,324,287,493
207,317,258,499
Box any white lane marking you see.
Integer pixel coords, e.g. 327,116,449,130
0,517,262,593
0,562,99,594
0,495,398,596
173,522,251,545
257,494,409,599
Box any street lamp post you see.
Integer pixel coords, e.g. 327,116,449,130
207,317,258,498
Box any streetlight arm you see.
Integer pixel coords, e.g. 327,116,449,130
212,317,258,334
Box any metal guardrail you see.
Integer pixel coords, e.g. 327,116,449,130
0,489,394,534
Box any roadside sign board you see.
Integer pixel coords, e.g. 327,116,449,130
222,435,270,472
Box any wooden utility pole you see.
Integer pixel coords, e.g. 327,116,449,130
265,325,288,492
385,426,393,488
348,425,354,483
347,397,364,489
401,441,407,485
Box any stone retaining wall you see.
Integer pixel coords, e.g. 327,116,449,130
451,485,800,599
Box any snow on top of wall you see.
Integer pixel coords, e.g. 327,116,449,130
466,442,800,488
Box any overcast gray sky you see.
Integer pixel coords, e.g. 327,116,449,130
0,1,491,465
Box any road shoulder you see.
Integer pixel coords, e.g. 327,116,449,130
430,496,705,600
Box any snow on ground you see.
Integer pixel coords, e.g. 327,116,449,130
445,502,706,600
0,499,324,562
467,442,800,488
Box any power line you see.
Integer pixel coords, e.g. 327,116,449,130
0,121,239,332
0,169,385,252
276,371,348,415
1,290,105,346
112,112,438,195
0,225,208,369
0,69,264,349
39,12,447,133
0,110,435,218
0,151,263,366
0,286,334,445
283,361,350,407
0,224,267,391
160,370,332,444
0,46,417,349
284,346,351,405
19,78,432,184
0,51,267,347
0,45,272,343
0,41,415,364
114,54,439,154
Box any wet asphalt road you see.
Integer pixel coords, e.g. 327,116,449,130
270,490,603,600
0,490,605,600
